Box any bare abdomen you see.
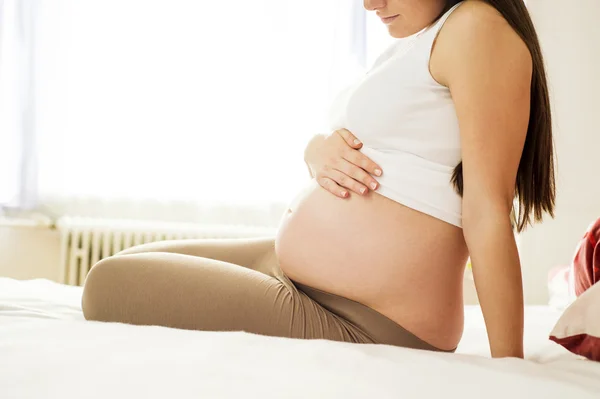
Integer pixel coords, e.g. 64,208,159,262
275,180,469,350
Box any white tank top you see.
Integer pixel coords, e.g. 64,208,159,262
328,3,464,227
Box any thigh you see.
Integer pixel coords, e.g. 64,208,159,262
82,252,370,343
115,236,277,276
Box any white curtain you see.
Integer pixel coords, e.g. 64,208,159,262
1,0,369,225
0,0,38,212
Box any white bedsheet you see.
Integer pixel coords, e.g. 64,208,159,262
1,278,599,399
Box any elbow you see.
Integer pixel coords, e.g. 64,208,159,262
462,198,513,242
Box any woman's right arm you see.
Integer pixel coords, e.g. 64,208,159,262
304,129,382,198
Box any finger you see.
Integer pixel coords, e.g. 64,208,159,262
317,176,349,198
335,129,363,149
328,168,369,196
345,150,383,178
336,159,379,192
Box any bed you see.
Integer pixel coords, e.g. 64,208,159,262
1,278,599,399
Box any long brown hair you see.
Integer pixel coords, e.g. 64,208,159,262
443,0,555,232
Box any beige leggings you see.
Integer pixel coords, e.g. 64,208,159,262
82,237,446,351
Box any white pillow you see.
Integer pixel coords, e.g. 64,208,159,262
550,282,600,361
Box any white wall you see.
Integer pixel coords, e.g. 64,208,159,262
0,226,61,281
519,0,600,304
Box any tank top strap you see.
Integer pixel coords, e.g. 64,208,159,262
415,1,464,64
429,2,465,36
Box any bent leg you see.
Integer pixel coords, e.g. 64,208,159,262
115,237,276,275
82,252,371,343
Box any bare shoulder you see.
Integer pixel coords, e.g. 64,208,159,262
449,0,506,28
431,0,532,86
444,0,522,44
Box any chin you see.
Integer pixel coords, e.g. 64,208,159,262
387,27,410,39
387,23,423,39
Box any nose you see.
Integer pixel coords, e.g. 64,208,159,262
364,0,386,12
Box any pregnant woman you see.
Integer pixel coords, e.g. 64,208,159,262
83,0,555,358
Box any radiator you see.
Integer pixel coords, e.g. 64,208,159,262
56,216,277,286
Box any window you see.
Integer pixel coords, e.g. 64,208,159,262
1,0,367,224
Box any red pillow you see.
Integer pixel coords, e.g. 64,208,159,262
550,282,600,361
572,218,600,296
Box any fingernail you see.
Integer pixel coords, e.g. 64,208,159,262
360,187,367,194
370,182,377,190
374,169,382,176
353,139,361,145
341,191,348,197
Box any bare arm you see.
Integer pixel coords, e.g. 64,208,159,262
433,2,532,358
304,129,383,198
304,134,328,179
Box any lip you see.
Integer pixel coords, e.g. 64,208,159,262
380,14,399,24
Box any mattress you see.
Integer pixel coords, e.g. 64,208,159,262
1,277,599,399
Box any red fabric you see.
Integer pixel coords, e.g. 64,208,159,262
551,220,600,361
573,217,600,296
550,334,600,361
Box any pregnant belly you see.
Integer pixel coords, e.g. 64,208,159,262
275,179,469,349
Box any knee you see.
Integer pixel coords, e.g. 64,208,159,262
114,242,153,256
81,256,125,322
